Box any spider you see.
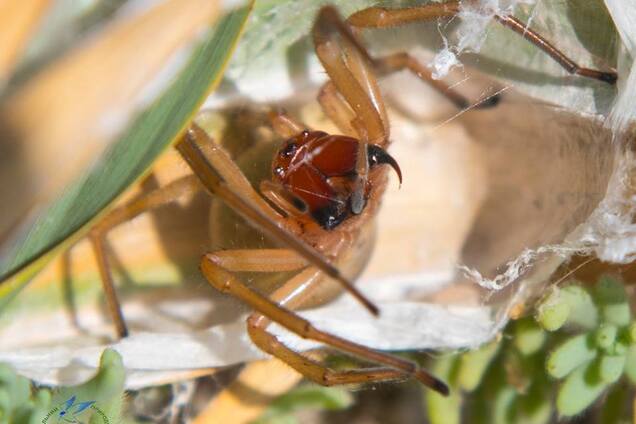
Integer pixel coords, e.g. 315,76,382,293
86,3,616,395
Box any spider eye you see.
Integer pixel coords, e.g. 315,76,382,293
274,166,285,177
281,143,297,158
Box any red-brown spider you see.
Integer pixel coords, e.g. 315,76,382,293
89,3,616,395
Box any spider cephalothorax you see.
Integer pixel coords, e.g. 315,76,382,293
272,130,401,230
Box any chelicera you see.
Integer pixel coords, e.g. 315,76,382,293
86,3,616,395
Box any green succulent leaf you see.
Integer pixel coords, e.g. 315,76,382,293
54,349,125,424
0,349,124,424
598,354,626,384
547,333,597,379
493,386,517,424
458,341,501,391
536,289,571,332
514,318,546,356
537,284,599,331
623,346,636,385
595,324,618,352
557,360,609,417
559,285,599,330
425,355,461,424
517,381,553,424
426,274,635,423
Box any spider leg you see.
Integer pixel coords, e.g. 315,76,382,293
268,109,308,138
248,314,408,386
180,126,278,220
317,81,358,137
493,15,617,84
89,234,128,338
201,253,449,393
347,2,461,28
88,116,325,339
371,52,499,109
93,175,200,232
260,180,309,219
313,6,390,216
313,6,388,144
348,2,617,85
210,248,306,273
89,174,200,339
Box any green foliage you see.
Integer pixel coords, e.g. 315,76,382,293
541,277,635,417
0,349,125,424
458,341,501,391
426,355,461,424
0,363,48,424
513,319,546,356
425,275,636,422
546,333,597,378
535,290,570,332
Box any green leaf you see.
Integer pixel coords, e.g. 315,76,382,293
0,349,125,424
623,346,636,384
493,386,517,424
560,285,598,330
597,354,625,384
0,349,126,424
536,295,570,332
547,333,597,379
54,349,126,423
0,364,52,423
536,284,598,331
425,355,461,424
628,322,636,345
458,341,500,391
595,324,618,351
557,360,609,417
514,318,546,356
0,5,251,301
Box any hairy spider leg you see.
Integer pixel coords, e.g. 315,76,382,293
89,234,127,338
313,6,390,217
347,1,617,85
319,8,496,116
89,174,201,338
200,252,449,394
